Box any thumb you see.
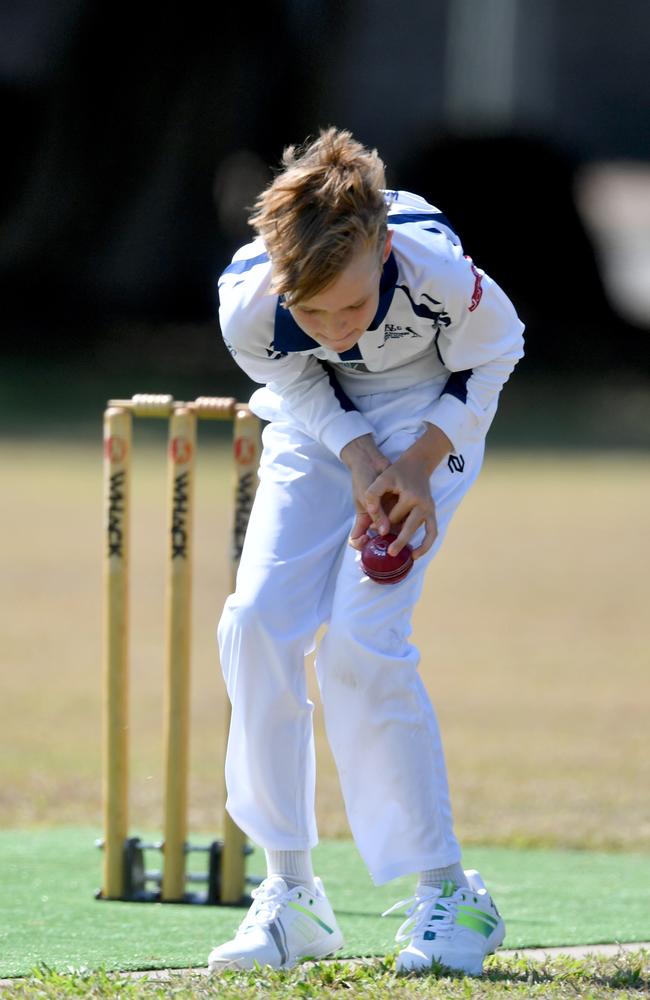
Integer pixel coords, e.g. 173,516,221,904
349,511,373,550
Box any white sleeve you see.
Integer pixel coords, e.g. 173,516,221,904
425,252,525,450
219,295,374,458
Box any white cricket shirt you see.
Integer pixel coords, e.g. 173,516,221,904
218,191,525,456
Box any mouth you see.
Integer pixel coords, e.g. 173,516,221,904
325,331,357,347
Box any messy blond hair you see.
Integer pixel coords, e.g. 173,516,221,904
249,127,388,306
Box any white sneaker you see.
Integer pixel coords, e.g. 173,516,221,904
208,875,344,972
385,870,505,976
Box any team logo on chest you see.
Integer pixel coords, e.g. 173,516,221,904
378,324,422,348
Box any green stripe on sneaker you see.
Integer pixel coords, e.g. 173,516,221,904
439,880,456,898
288,901,334,934
458,906,499,930
456,911,498,938
458,905,498,927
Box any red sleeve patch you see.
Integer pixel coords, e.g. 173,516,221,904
465,256,483,312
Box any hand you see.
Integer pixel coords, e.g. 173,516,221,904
364,463,437,560
340,435,391,550
364,423,453,560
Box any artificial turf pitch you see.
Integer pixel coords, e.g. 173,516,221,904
1,828,649,978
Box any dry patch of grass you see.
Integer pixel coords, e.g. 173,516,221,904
1,439,648,850
416,451,650,851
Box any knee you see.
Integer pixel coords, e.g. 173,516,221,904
318,611,418,699
218,582,310,645
218,590,270,643
323,611,409,660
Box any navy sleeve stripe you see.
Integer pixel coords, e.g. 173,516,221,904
318,361,358,412
220,251,269,280
442,370,472,404
433,331,444,365
396,283,445,324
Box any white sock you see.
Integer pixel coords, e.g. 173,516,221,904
418,862,468,893
264,849,316,892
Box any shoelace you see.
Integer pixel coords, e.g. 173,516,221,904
382,890,457,943
243,880,293,928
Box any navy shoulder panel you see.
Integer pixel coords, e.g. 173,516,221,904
388,211,457,234
219,251,269,281
442,370,473,403
273,300,320,352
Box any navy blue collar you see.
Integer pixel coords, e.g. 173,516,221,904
273,252,399,358
368,251,398,330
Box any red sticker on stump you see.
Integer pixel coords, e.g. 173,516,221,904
234,437,256,466
105,435,127,463
170,436,193,464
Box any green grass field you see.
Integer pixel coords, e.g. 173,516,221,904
2,828,649,976
1,435,649,996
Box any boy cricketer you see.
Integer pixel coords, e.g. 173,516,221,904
209,128,524,976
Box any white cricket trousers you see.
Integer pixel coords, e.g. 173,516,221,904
218,384,484,885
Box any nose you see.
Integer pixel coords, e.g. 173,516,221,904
325,316,351,340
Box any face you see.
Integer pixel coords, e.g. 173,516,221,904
289,233,393,352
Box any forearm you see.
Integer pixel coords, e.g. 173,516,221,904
394,422,453,477
340,433,388,476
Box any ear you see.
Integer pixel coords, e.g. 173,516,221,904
382,230,393,263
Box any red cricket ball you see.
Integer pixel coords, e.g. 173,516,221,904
361,532,414,585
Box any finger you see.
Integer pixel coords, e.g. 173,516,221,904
375,492,401,535
364,470,395,510
349,533,370,550
364,494,390,535
365,478,397,536
411,514,439,561
387,509,423,555
349,512,372,549
385,492,416,527
350,511,372,540
382,492,399,518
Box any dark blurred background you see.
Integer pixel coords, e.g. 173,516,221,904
2,0,649,443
